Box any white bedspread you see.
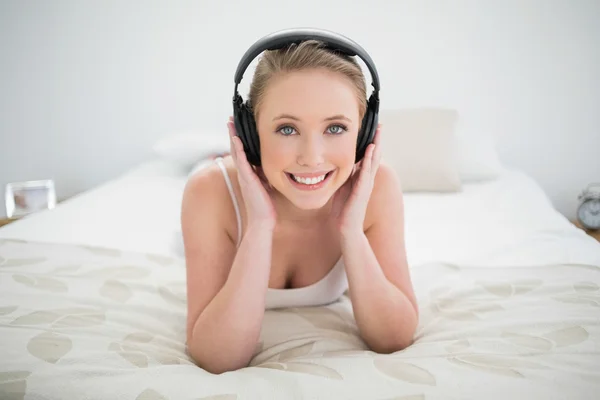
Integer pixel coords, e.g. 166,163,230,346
0,238,598,399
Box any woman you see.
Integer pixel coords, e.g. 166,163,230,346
181,39,419,374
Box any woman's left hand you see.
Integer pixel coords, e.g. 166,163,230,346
331,124,383,235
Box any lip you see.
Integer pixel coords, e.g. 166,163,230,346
285,170,333,178
285,170,335,191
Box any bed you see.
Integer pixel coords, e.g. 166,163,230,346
1,156,599,400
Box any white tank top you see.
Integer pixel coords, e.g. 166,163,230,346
214,157,349,309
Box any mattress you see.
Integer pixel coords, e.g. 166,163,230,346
1,158,599,399
2,158,598,268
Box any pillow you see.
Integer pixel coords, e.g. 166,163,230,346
454,120,504,182
378,108,462,192
187,157,219,178
152,131,230,168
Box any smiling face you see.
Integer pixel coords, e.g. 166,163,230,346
255,68,361,210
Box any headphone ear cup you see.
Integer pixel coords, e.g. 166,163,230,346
356,97,376,163
233,98,248,156
354,101,373,163
241,104,261,166
235,102,259,167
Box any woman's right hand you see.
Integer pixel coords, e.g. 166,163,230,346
227,117,277,229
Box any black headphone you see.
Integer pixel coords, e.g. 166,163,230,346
232,27,380,167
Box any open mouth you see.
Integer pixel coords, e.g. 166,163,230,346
285,170,335,190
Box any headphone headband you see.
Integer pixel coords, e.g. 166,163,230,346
233,27,380,94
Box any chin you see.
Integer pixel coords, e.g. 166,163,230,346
287,195,332,211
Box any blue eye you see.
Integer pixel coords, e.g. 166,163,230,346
278,126,296,136
327,124,347,135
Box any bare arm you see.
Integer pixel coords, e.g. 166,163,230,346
182,171,274,374
345,165,419,353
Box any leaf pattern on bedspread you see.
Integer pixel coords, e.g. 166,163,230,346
500,332,554,351
499,327,590,351
574,281,599,292
379,395,425,400
430,288,505,321
100,279,133,303
196,395,238,400
447,353,547,378
0,306,18,316
478,279,543,297
276,341,316,361
289,306,353,331
158,283,186,305
146,253,177,266
27,331,72,364
257,361,344,380
83,265,149,280
0,257,46,267
12,274,68,293
552,281,600,307
80,245,122,257
542,326,589,347
0,371,31,400
49,265,82,275
108,331,190,368
444,339,471,353
10,308,105,328
136,389,168,400
373,359,436,386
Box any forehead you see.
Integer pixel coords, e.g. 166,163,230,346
259,69,360,121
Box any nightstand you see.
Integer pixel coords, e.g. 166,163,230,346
573,220,600,243
0,217,19,228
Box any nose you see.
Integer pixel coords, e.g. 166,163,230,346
297,134,325,167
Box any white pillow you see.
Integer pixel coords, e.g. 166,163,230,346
152,131,230,168
455,122,504,182
378,108,463,192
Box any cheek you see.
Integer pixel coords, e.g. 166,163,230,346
338,136,357,160
261,137,294,163
258,136,290,181
330,135,358,169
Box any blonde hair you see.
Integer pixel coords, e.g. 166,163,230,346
247,40,367,123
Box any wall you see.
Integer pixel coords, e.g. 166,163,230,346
1,0,599,219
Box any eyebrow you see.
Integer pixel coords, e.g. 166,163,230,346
272,114,352,123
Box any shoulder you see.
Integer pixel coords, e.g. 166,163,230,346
181,156,242,244
183,156,240,202
364,161,404,230
183,159,224,203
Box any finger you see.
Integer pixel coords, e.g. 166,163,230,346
363,143,375,176
353,144,374,196
353,160,363,177
233,136,257,184
373,123,382,146
372,127,383,175
233,136,247,166
227,121,238,163
255,166,270,186
227,119,236,138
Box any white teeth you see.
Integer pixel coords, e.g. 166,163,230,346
292,173,327,185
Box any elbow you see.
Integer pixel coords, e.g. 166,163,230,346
369,332,416,354
186,328,252,374
195,359,246,375
369,313,419,354
187,343,249,375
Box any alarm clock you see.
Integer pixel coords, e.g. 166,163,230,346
577,183,600,231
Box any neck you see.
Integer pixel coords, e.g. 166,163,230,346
271,190,333,228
